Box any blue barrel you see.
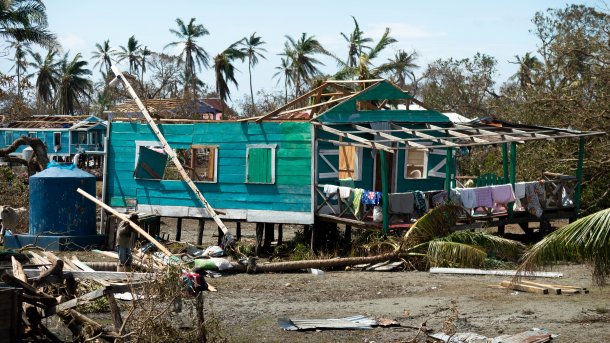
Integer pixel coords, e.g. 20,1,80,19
29,166,97,236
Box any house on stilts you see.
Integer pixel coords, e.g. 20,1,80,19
103,80,604,245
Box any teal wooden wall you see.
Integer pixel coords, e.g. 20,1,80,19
0,129,70,155
106,121,312,215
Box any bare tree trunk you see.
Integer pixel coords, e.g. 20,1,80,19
232,252,398,274
0,136,49,175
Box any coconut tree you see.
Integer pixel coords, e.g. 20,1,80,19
91,39,115,74
378,49,419,90
340,16,372,68
117,35,141,75
139,46,152,86
0,0,56,48
519,208,610,285
510,52,542,89
273,57,293,103
27,49,60,108
56,53,92,115
282,33,326,96
240,33,267,110
8,39,30,98
213,41,246,110
165,17,210,98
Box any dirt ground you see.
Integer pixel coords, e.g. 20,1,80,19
146,219,610,343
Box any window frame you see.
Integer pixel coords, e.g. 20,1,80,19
53,132,62,148
245,144,276,184
404,148,428,179
338,145,363,181
190,144,219,184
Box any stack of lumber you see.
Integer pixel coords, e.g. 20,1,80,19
498,280,588,295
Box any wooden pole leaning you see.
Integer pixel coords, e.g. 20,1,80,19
109,65,232,243
77,188,173,257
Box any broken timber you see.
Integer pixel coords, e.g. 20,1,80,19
110,64,231,240
429,267,563,278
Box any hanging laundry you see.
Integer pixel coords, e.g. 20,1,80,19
456,188,477,209
388,192,415,214
352,188,364,216
514,182,527,199
362,191,382,205
491,184,516,204
473,186,494,208
338,186,351,199
413,191,427,214
323,184,338,195
525,181,544,217
431,191,448,208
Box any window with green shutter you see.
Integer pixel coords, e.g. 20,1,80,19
246,144,276,184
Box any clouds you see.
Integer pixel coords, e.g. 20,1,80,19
58,33,88,52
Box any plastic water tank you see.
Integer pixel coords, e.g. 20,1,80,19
29,165,97,236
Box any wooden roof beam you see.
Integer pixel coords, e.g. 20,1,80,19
389,122,460,147
315,123,394,153
427,124,490,144
256,82,329,122
351,124,429,149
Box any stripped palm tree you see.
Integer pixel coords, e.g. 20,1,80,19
27,48,60,108
519,208,610,285
56,53,92,115
213,41,246,110
139,46,152,86
91,39,115,74
340,16,372,68
165,18,209,98
0,0,56,48
240,33,267,111
8,39,30,98
510,52,542,89
282,33,327,96
378,49,419,90
273,57,293,103
117,35,141,75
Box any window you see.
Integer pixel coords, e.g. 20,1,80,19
5,132,14,145
89,131,98,145
338,146,362,180
28,132,37,138
404,149,428,179
77,131,87,144
134,146,168,180
53,132,61,148
246,144,276,184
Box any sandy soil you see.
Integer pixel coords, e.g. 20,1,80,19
142,219,610,343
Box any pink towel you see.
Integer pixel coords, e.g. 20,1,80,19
491,184,516,204
473,186,493,208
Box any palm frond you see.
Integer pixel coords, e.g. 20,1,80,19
427,241,487,267
519,208,610,285
404,204,468,244
436,231,526,261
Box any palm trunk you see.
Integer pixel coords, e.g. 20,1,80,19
230,252,397,274
249,62,254,113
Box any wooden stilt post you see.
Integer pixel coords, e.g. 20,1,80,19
574,137,585,216
217,226,224,246
345,225,352,243
502,143,509,182
175,218,182,241
263,223,274,248
197,219,205,246
277,224,283,245
445,148,453,200
236,222,241,240
379,151,389,234
255,223,264,256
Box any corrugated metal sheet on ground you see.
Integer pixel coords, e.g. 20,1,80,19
278,315,377,331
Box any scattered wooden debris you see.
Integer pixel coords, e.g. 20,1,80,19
429,267,563,278
430,328,554,342
278,315,378,331
498,280,588,295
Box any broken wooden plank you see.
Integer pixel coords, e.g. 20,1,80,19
500,281,548,294
429,267,563,278
24,269,152,282
519,280,561,295
55,284,132,312
519,280,588,294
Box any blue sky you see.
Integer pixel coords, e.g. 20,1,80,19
3,0,603,103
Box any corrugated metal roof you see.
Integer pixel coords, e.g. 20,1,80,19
278,315,377,331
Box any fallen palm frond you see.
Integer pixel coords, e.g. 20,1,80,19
403,204,468,245
519,207,610,285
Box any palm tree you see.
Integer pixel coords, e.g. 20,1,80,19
510,52,542,89
0,0,56,48
240,33,267,110
165,18,210,98
117,35,141,75
273,57,293,103
378,50,419,89
8,39,30,98
27,49,60,107
139,46,152,86
519,208,610,285
213,41,246,110
340,16,372,68
91,39,115,74
282,33,326,96
56,53,92,115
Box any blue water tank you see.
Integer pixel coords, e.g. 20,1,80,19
29,166,97,236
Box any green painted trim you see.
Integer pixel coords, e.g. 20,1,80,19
502,143,509,181
509,143,517,218
380,150,389,234
574,137,585,215
445,148,452,194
